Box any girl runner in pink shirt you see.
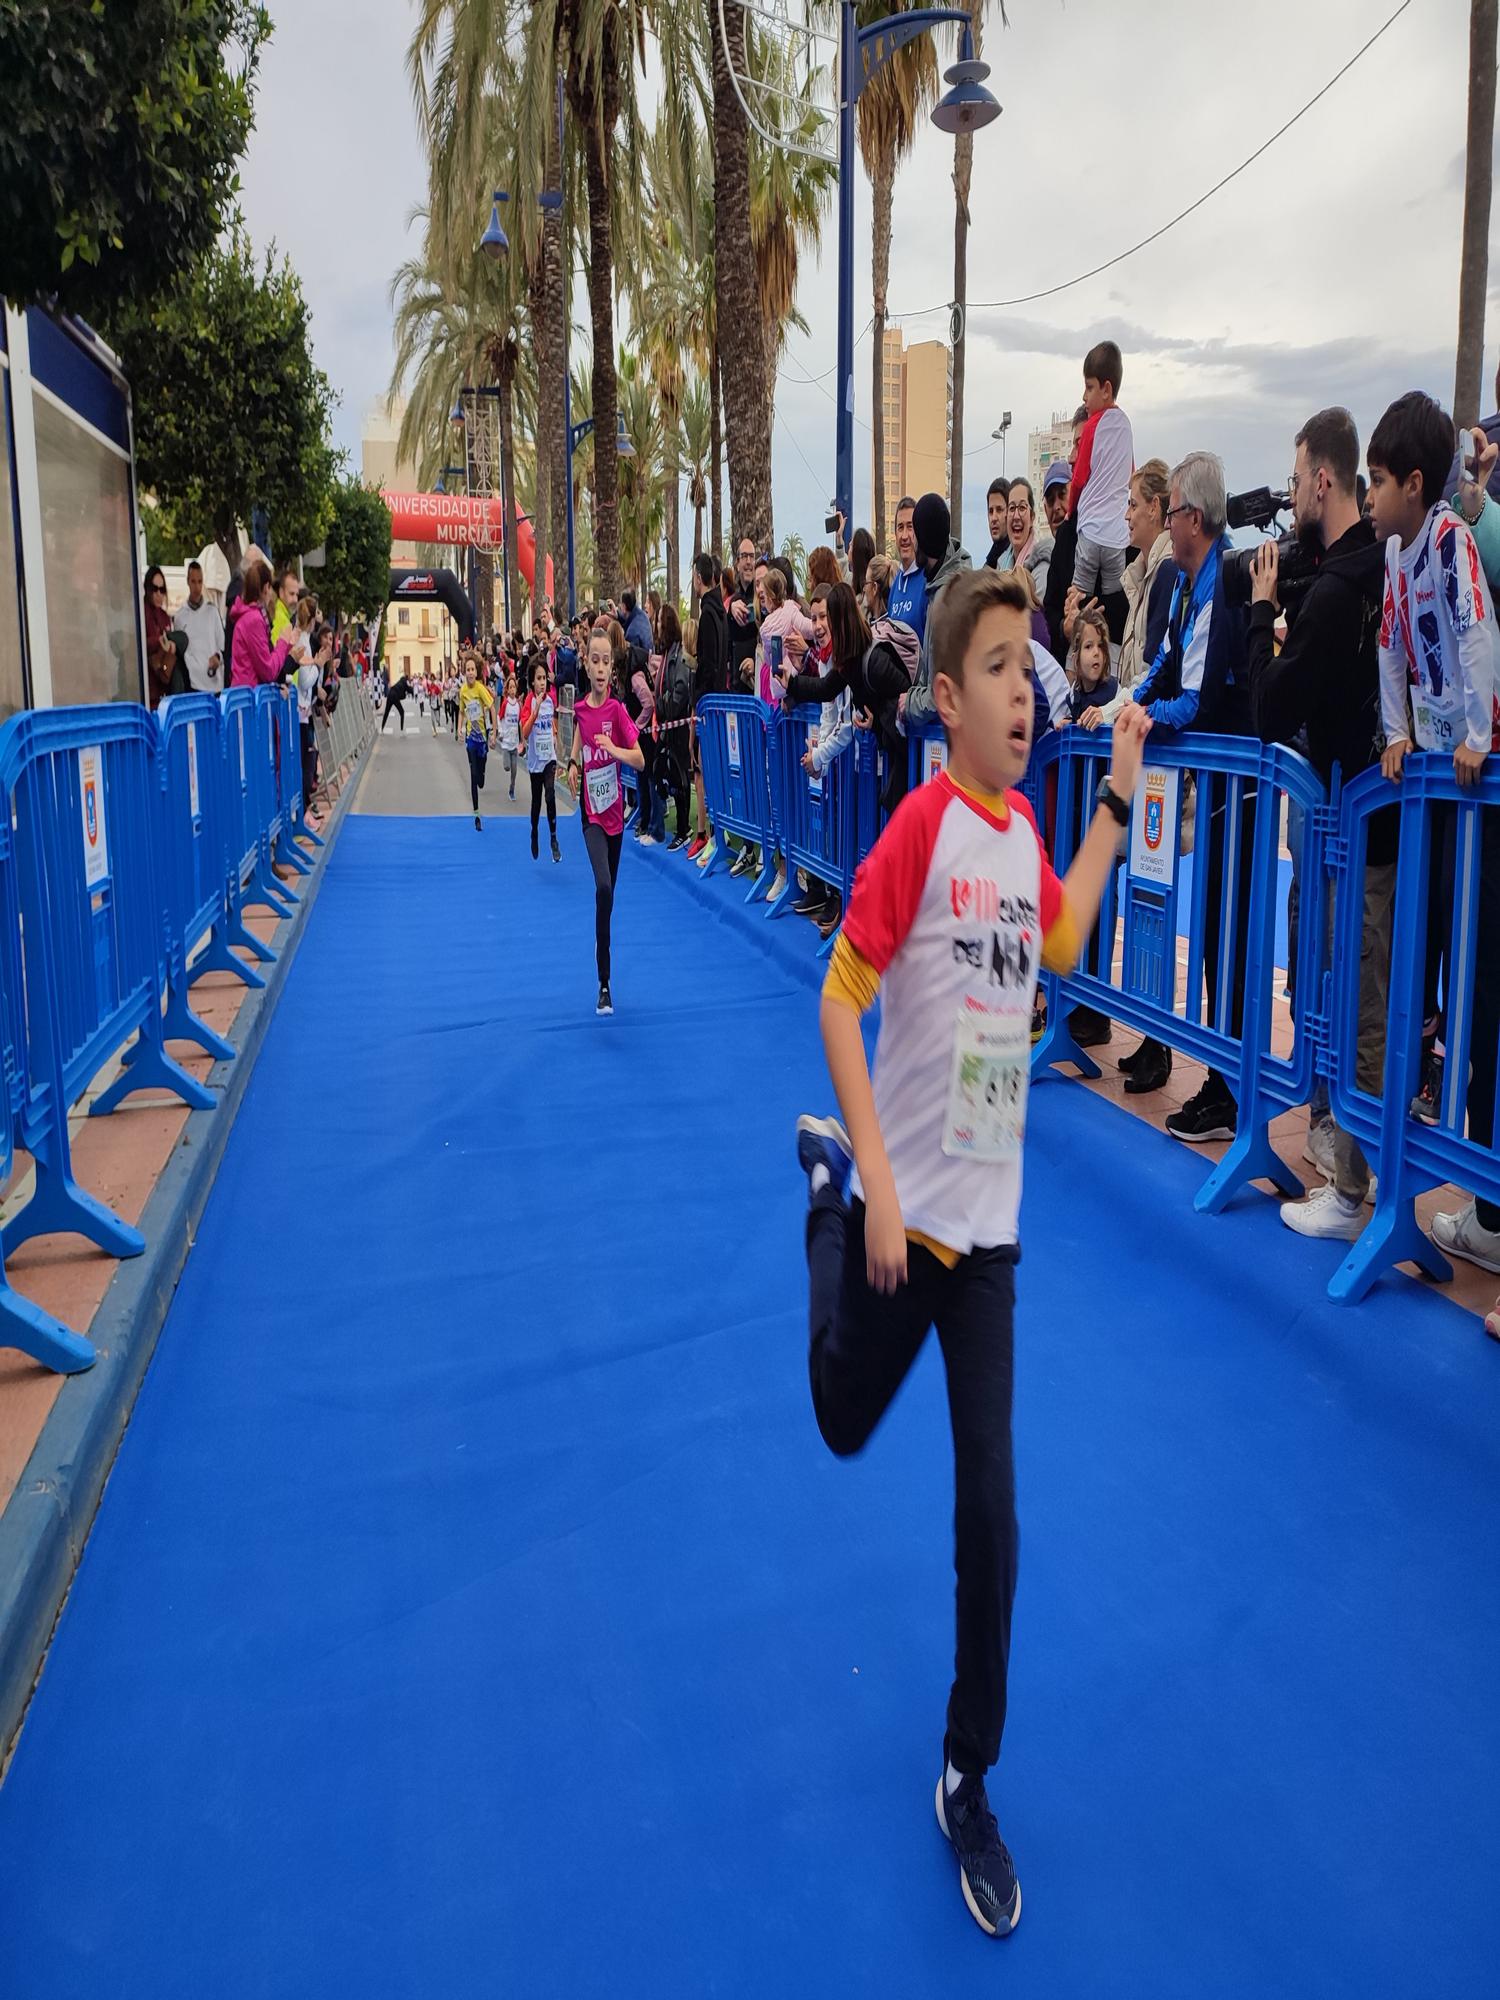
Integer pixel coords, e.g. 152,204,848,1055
563,627,644,1015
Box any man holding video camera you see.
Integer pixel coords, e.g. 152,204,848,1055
1244,405,1394,1241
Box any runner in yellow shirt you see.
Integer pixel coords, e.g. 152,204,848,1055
458,649,496,829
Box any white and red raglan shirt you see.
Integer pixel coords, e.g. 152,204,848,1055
827,769,1079,1256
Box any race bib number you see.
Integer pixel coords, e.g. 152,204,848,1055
585,757,620,817
465,696,483,729
941,1004,1030,1161
534,726,555,763
1412,699,1452,748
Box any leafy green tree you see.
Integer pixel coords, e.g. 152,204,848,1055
106,227,337,565
0,0,269,318
315,479,393,624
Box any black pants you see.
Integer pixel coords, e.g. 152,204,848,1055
1436,803,1500,1230
807,1191,1019,1776
529,763,558,838
665,739,691,839
466,738,488,811
1201,780,1257,1105
583,820,623,984
381,696,405,732
300,718,318,807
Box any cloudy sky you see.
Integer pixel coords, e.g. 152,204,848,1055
238,0,1492,559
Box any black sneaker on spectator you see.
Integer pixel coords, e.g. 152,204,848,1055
794,888,826,916
1122,1039,1172,1095
1165,1083,1237,1144
1410,1042,1442,1125
729,844,756,877
816,899,842,941
668,832,689,852
1068,1004,1111,1048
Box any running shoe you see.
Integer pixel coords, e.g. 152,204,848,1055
1165,1083,1237,1144
729,846,757,878
1410,1045,1443,1125
639,833,658,846
668,833,689,853
474,813,482,831
1303,1114,1337,1180
696,841,717,869
795,1113,852,1203
816,900,843,941
1280,1184,1364,1242
1067,1004,1112,1048
551,835,562,863
935,1753,1021,1938
1431,1201,1500,1274
686,835,707,860
793,889,826,916
597,984,614,1017
531,829,539,860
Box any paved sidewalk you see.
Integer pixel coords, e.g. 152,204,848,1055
358,714,578,821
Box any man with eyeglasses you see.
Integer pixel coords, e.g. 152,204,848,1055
171,559,224,692
726,535,760,693
1130,450,1255,1147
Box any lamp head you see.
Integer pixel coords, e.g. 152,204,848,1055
931,31,1000,137
480,190,510,261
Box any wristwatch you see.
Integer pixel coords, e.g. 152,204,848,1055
1095,776,1130,827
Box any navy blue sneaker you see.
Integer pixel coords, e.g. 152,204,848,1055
795,1113,852,1203
935,1756,1021,1937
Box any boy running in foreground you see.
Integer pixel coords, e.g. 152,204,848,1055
796,566,1151,1937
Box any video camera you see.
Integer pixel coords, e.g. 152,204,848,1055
1220,487,1320,614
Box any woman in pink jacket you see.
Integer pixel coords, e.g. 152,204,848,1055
230,557,294,688
755,569,817,706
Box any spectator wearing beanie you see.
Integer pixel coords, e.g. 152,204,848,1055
901,492,972,729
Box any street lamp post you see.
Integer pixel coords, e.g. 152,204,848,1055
834,3,1000,542
991,409,1012,479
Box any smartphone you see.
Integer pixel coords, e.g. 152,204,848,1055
824,510,840,535
765,634,784,674
1459,428,1478,485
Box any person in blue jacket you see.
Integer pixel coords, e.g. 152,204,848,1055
1131,450,1254,1145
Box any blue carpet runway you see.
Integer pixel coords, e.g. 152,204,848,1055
1,814,1497,1997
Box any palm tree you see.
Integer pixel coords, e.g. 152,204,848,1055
681,374,711,565
710,0,775,547
389,225,533,635
750,116,833,372
948,2,1007,524
616,348,665,590
856,0,937,550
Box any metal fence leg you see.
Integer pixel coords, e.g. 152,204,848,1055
2,1148,145,1260
160,981,237,1063
0,1281,95,1374
1327,1192,1451,1304
191,920,268,990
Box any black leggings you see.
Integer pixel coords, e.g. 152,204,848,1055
807,1190,1019,1775
529,763,558,837
381,696,405,732
300,719,318,808
466,738,488,811
583,820,623,984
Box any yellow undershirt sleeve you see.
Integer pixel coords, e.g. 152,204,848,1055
1040,892,1081,974
822,933,880,1016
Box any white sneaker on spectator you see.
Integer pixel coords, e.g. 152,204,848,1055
1431,1201,1500,1275
1281,1184,1365,1242
1303,1115,1336,1180
769,865,788,901
696,840,717,870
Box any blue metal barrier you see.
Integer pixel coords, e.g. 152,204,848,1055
274,683,323,869
766,703,861,956
697,698,778,901
0,834,96,1372
0,705,213,1266
1027,728,1328,1215
222,688,292,934
907,717,950,794
154,694,243,1060
1327,756,1500,1304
